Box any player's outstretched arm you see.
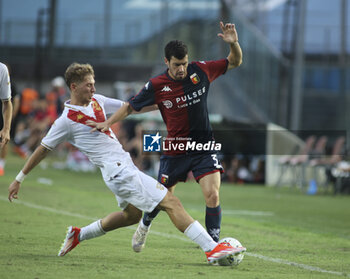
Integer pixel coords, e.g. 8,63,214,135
217,21,242,70
8,145,51,202
133,104,158,114
88,102,134,133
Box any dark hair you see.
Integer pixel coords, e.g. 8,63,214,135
64,62,94,88
164,40,188,61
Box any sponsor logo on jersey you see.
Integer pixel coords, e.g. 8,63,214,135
143,132,162,152
190,73,200,84
161,86,172,92
175,86,206,104
162,100,173,109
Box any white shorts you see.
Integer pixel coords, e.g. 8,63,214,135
104,165,167,212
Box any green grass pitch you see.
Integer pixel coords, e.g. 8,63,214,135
1,153,349,279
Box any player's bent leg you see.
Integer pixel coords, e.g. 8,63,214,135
133,189,193,252
142,185,176,226
134,188,176,252
159,191,194,232
199,171,222,242
156,191,247,264
102,204,141,231
133,190,191,253
199,171,221,207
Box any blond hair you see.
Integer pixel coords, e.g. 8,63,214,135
64,63,94,88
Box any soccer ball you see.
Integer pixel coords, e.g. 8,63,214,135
218,237,245,266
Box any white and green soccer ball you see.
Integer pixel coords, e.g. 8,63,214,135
218,237,245,266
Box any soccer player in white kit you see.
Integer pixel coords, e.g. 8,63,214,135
8,63,245,264
0,62,13,176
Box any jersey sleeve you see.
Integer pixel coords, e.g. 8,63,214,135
128,81,156,111
0,63,11,100
41,116,69,150
195,59,228,83
100,96,125,116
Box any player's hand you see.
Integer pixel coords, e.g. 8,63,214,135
217,21,238,44
0,128,10,148
86,120,110,133
8,180,21,202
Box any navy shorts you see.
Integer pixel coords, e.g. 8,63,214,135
158,152,224,187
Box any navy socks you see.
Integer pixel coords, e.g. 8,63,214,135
142,208,161,226
205,205,222,242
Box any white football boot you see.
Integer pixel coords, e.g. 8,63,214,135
132,221,150,252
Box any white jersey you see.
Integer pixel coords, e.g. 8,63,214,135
41,94,133,181
0,62,11,100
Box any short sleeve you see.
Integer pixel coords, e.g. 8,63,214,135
128,81,156,111
41,116,69,150
95,95,125,116
0,63,11,100
194,59,228,82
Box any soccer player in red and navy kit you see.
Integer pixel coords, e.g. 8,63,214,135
89,21,242,250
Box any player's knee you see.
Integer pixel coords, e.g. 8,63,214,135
205,190,220,207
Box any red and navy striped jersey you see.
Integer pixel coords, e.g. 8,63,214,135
129,59,228,154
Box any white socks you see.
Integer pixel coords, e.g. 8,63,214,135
0,159,4,168
79,220,106,242
184,220,217,252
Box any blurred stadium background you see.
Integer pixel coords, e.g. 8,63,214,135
1,0,349,192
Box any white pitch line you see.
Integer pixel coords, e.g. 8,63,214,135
186,206,274,216
248,253,349,278
2,196,98,221
1,195,349,277
224,209,274,216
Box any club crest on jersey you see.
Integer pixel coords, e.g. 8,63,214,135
92,100,102,111
161,174,169,185
190,73,200,84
